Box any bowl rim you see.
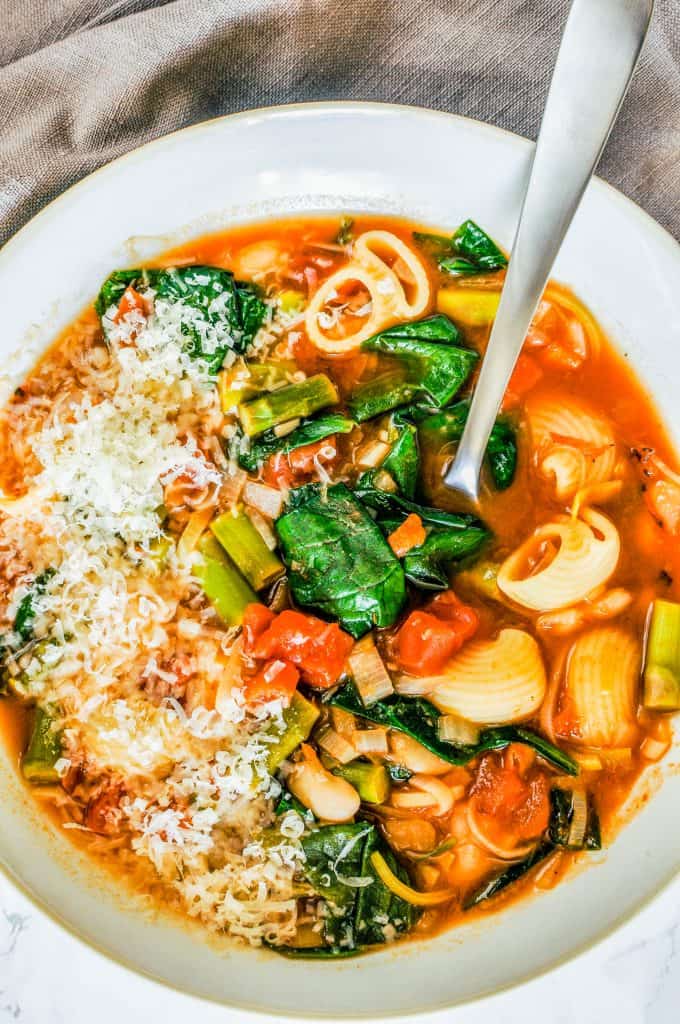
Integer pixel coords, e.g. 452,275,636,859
1,99,679,1020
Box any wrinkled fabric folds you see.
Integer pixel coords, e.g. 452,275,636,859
0,0,678,246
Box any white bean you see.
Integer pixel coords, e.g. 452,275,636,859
388,732,451,776
288,747,360,823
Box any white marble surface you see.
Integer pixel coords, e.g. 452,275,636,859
0,870,678,1024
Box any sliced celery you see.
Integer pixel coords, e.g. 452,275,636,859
22,707,62,784
266,693,320,773
331,761,390,804
195,534,257,627
436,287,501,327
643,599,680,710
210,511,284,591
239,374,339,437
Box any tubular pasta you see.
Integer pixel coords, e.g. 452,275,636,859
557,626,641,747
497,508,620,612
428,629,547,724
305,230,430,354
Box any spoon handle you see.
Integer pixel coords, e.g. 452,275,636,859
443,0,654,501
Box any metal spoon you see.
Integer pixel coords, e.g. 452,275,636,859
443,0,654,504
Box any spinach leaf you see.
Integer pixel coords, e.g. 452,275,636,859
464,841,554,909
418,399,517,490
329,681,579,775
14,569,56,642
354,486,486,533
548,788,601,850
451,219,508,273
275,483,406,638
402,529,488,590
354,828,419,944
347,370,418,423
96,265,267,373
414,221,507,277
382,420,419,500
360,315,478,408
301,823,373,949
238,413,355,473
267,943,364,959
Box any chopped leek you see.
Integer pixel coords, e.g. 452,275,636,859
437,714,480,746
266,693,320,773
330,761,391,804
317,727,357,765
436,287,501,327
643,599,680,710
239,374,339,436
548,788,601,850
348,634,394,707
22,707,62,784
194,534,257,627
210,510,284,591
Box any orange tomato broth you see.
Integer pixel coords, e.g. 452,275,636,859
0,212,678,944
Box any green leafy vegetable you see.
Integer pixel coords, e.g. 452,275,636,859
22,706,62,784
548,788,601,850
267,943,364,959
381,419,419,500
301,823,372,948
347,371,418,423
95,265,267,373
335,217,355,245
329,681,578,775
14,569,56,642
275,483,406,638
414,221,507,277
418,399,517,490
360,316,478,408
464,842,554,909
354,828,418,944
237,413,355,473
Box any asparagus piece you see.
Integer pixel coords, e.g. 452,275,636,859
266,693,320,773
195,534,257,627
210,511,284,591
22,707,62,784
239,374,339,437
643,599,680,710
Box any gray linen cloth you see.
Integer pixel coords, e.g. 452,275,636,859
0,0,678,247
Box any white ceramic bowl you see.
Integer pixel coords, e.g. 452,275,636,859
0,102,679,1019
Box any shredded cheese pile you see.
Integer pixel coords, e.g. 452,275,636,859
0,292,303,945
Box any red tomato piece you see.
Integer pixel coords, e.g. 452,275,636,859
243,659,300,706
396,591,479,676
251,609,354,688
262,439,338,488
242,603,276,653
470,747,550,841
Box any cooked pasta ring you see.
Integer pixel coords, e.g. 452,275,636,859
305,230,430,354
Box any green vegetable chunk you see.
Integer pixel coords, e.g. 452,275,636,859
266,692,320,773
275,483,406,638
194,534,257,627
335,217,355,245
464,842,554,908
330,761,391,804
348,371,418,423
418,399,517,490
382,418,419,500
643,599,680,710
237,413,355,473
22,707,62,784
360,316,478,409
96,266,266,373
548,788,601,850
239,374,339,437
329,680,578,775
415,220,507,276
210,511,284,591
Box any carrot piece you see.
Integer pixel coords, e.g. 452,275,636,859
243,659,300,706
242,603,276,653
388,514,426,557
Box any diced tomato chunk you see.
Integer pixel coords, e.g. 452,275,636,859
243,659,299,706
251,609,354,688
501,354,543,411
242,603,276,652
114,286,147,323
396,591,479,676
470,747,550,841
388,514,426,557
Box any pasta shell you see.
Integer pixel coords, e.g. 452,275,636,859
429,629,547,724
559,626,641,747
497,508,620,612
526,393,618,500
